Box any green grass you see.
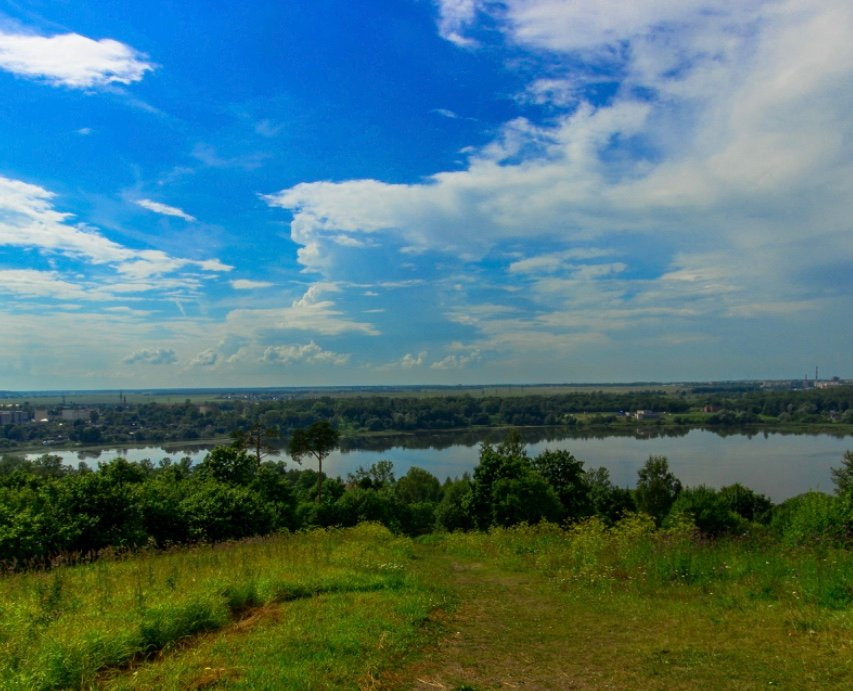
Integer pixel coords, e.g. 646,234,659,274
402,522,852,689
0,524,437,689
1,521,850,689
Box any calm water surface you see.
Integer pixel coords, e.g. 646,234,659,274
27,429,852,502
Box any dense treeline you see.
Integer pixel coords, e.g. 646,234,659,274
1,386,851,449
2,430,850,569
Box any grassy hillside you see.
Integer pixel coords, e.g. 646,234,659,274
1,521,850,689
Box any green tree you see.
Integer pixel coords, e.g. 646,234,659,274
531,449,591,521
435,476,474,532
491,472,562,527
585,466,634,524
667,486,742,536
396,466,442,504
470,432,528,529
288,421,340,503
231,421,279,466
719,483,773,523
347,459,395,490
634,456,682,525
831,450,853,496
198,445,256,486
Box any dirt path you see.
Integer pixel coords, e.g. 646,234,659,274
382,551,634,690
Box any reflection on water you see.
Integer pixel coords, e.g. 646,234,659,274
338,426,694,452
26,426,852,502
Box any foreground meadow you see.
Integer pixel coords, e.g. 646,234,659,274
0,520,850,689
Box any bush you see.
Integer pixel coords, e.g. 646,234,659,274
181,480,274,542
333,488,401,530
667,486,743,537
771,492,849,545
719,483,773,524
491,472,563,527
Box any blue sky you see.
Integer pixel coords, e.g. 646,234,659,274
1,0,851,389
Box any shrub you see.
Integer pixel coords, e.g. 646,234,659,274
771,492,849,545
667,486,743,537
719,483,773,524
181,480,274,542
435,478,474,532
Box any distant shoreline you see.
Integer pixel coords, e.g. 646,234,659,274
13,421,852,457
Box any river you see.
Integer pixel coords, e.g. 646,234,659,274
26,428,852,502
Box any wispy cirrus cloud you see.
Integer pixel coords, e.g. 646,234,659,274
226,283,379,337
134,198,196,222
0,269,96,301
0,175,231,293
435,0,480,47
0,30,154,88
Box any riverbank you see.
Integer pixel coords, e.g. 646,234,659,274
2,524,849,688
10,421,853,457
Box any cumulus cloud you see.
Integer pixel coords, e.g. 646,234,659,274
230,279,274,290
134,198,196,222
263,341,350,366
123,348,177,365
217,334,250,358
0,30,154,88
400,351,427,368
267,0,853,346
191,349,218,367
431,351,480,370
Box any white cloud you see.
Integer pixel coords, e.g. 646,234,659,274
509,248,613,274
262,341,350,366
255,119,282,137
0,269,96,301
433,108,460,119
435,0,480,47
520,78,580,107
192,143,269,171
498,0,706,54
0,30,154,88
124,348,177,365
0,175,231,294
400,351,427,368
218,334,250,358
191,349,218,367
431,350,480,370
267,0,853,342
230,279,274,290
135,198,196,222
226,283,379,336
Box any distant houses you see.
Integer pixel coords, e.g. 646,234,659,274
0,408,94,425
59,408,93,423
633,409,661,420
0,409,29,425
